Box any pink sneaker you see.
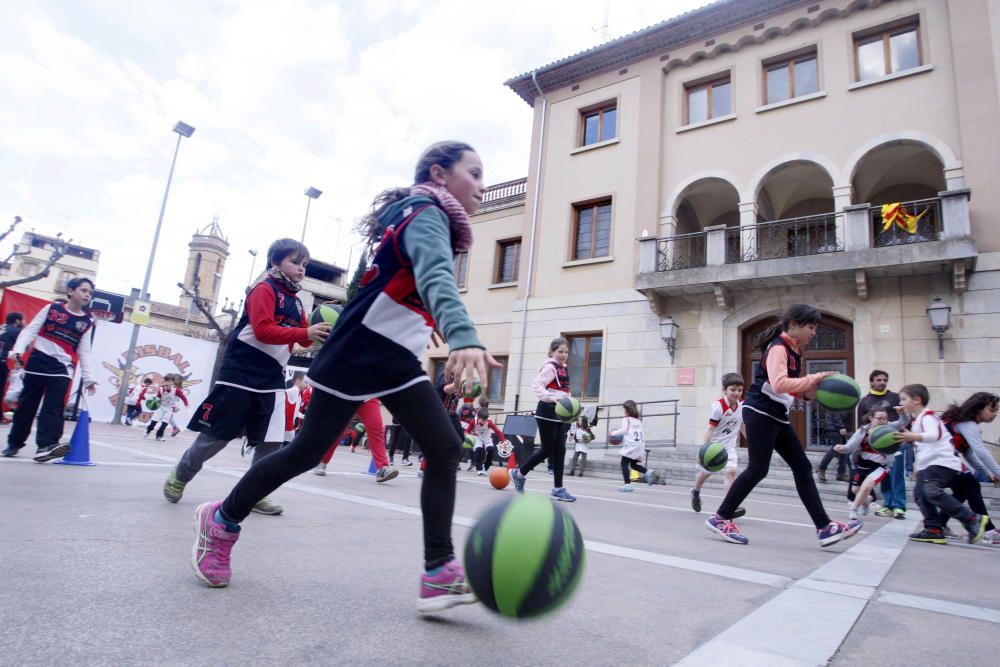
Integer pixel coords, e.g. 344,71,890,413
416,559,477,613
191,501,240,587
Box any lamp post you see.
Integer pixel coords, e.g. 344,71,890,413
660,315,678,364
301,187,322,243
113,121,195,425
246,248,258,288
926,297,952,361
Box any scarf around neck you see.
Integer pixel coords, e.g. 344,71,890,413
410,181,472,253
267,267,301,293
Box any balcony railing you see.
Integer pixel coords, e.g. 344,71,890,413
481,177,527,203
656,231,706,271
725,213,841,263
871,197,942,247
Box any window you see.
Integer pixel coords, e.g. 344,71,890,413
495,239,521,284
487,356,508,402
573,200,612,260
56,271,77,293
454,252,469,289
580,103,617,146
566,333,602,400
855,23,920,81
430,358,447,383
764,53,818,104
685,77,731,124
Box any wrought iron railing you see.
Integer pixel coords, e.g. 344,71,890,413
871,197,942,247
656,231,707,271
725,212,841,263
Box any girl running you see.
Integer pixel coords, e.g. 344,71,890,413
510,337,577,501
189,141,498,614
611,400,657,492
705,304,862,547
940,392,1000,544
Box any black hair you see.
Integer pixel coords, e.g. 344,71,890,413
267,238,310,268
476,407,489,420
941,391,1000,424
142,377,153,385
549,337,569,355
623,400,640,419
899,383,930,407
862,405,890,425
291,371,305,382
869,369,889,383
721,372,744,390
5,312,23,326
356,141,476,247
757,304,822,354
67,277,95,293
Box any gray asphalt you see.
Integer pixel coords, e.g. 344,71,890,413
0,423,997,666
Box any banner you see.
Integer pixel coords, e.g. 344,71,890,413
81,321,219,424
0,289,50,324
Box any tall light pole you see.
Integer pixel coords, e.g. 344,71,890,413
301,186,322,242
246,248,258,289
113,121,195,425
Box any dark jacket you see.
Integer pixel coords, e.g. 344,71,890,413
856,390,900,425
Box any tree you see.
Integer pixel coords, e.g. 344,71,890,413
0,225,74,290
345,254,367,303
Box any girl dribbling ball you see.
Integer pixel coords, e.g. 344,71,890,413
189,141,499,614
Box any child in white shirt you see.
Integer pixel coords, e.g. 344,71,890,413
610,400,657,492
691,373,745,516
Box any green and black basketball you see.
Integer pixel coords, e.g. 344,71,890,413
816,374,861,412
463,494,585,619
554,396,582,423
309,303,342,347
463,379,482,399
354,423,366,436
698,442,728,472
145,396,161,411
463,434,476,450
868,424,900,455
581,432,593,444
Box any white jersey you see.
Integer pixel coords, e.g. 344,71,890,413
911,409,961,473
615,416,645,460
709,398,743,450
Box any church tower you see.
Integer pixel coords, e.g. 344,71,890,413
179,216,230,312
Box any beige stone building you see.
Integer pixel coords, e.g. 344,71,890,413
431,0,1000,449
0,231,100,302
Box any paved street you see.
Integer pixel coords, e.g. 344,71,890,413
1,422,998,666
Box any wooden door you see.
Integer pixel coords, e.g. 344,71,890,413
741,314,854,449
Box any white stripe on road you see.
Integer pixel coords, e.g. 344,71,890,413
876,591,1000,625
674,517,918,667
87,439,793,589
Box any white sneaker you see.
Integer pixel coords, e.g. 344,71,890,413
618,484,633,492
477,470,485,476
313,463,326,476
848,507,859,521
400,458,413,466
980,528,1000,545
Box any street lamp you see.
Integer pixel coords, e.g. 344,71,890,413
301,186,322,242
660,315,678,364
113,121,195,425
926,297,952,361
247,248,258,288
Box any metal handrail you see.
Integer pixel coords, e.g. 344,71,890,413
726,212,841,263
656,231,707,271
870,197,942,247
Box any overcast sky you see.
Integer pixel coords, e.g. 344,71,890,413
0,0,705,311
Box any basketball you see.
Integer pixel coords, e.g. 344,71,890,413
608,433,624,445
310,302,342,327
463,378,482,399
815,373,861,411
145,396,161,411
868,424,901,455
463,494,585,618
489,467,509,490
581,432,593,444
463,435,476,449
554,396,582,423
698,441,729,472
354,423,366,436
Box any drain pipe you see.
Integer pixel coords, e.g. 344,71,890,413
513,71,548,412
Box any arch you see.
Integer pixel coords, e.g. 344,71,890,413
753,159,836,221
848,137,949,205
671,177,741,235
748,152,844,202
844,131,960,184
665,171,743,218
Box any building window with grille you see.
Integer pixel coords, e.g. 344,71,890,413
764,52,818,104
454,251,469,290
855,22,921,81
566,333,602,399
580,103,617,146
487,355,508,402
573,200,612,260
495,239,520,284
685,76,731,124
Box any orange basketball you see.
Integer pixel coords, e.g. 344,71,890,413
489,467,510,490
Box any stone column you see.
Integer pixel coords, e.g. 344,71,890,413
832,185,853,251
705,224,726,266
639,236,658,273
737,201,757,262
939,188,971,239
843,203,871,251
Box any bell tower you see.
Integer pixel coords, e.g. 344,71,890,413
179,216,230,312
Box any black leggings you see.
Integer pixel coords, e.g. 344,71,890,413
717,409,831,529
519,418,569,487
947,472,995,531
475,446,496,471
220,380,461,570
388,425,412,460
620,456,647,484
